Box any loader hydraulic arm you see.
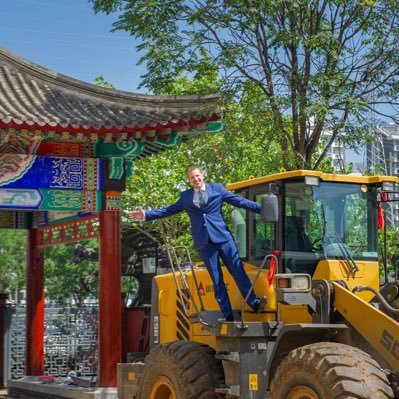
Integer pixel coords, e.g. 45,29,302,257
332,281,399,372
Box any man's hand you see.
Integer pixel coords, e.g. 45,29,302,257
129,207,145,221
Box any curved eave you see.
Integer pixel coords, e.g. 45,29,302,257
0,114,220,136
227,170,398,191
0,47,220,107
0,47,221,134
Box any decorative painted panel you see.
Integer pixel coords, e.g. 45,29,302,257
0,129,96,157
33,211,95,227
35,141,94,158
0,189,42,208
0,122,224,157
0,210,28,228
104,191,121,211
0,189,102,212
0,155,102,190
36,215,99,248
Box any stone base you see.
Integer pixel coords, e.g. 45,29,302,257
7,377,117,399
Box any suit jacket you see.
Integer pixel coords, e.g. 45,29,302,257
145,183,261,249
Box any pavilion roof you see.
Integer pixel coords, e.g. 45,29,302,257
0,47,220,138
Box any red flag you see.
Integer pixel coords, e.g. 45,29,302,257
268,250,280,286
377,203,385,230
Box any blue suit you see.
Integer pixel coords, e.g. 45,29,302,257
145,183,262,318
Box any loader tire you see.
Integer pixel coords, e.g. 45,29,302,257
137,340,224,399
269,342,394,399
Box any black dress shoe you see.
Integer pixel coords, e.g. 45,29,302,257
254,296,267,313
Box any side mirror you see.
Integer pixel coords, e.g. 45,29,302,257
261,193,279,223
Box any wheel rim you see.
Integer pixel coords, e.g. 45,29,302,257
148,375,177,399
287,386,320,399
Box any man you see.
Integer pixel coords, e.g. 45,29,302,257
129,166,266,321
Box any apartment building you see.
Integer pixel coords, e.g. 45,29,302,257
367,122,399,225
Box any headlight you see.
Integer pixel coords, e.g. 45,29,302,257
291,275,310,290
304,175,320,187
275,274,311,293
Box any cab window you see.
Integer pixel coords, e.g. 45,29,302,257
230,191,248,259
254,192,276,260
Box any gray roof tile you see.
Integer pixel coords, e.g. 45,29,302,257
0,47,220,133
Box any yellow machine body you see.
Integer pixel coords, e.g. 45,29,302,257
153,262,277,348
154,258,387,342
151,170,399,370
118,170,399,399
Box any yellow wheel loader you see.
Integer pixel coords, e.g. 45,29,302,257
118,170,399,399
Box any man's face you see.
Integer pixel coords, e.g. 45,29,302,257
188,168,204,190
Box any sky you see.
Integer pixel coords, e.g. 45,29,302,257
0,0,394,169
0,0,146,93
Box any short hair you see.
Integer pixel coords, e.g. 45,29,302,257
187,166,204,176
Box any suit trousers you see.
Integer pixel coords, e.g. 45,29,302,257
198,238,258,318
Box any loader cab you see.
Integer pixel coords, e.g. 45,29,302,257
280,179,379,275
228,171,396,276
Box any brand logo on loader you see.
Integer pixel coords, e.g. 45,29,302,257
198,281,229,294
380,329,399,360
198,282,205,296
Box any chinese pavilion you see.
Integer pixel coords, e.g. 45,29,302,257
0,47,222,387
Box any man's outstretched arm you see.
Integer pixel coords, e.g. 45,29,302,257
128,197,184,222
221,186,261,213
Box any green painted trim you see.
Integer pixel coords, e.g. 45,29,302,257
178,121,225,136
40,189,83,211
96,191,103,211
154,131,183,147
0,189,104,212
108,157,124,179
203,121,226,133
152,122,225,149
94,121,225,160
125,158,134,178
95,140,145,157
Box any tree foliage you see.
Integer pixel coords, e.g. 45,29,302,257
121,65,280,256
45,240,99,306
94,75,116,89
91,0,399,169
0,231,101,305
0,229,26,298
380,226,399,276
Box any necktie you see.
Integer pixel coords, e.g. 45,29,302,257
198,190,206,208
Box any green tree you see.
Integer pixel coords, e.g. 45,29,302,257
94,75,116,89
45,240,99,306
92,0,399,169
121,66,279,255
0,229,26,298
380,226,399,276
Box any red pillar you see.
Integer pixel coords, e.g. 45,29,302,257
25,229,45,376
98,210,122,387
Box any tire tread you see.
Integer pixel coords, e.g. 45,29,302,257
269,342,394,399
138,341,224,399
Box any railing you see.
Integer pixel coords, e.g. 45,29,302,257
4,305,98,382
